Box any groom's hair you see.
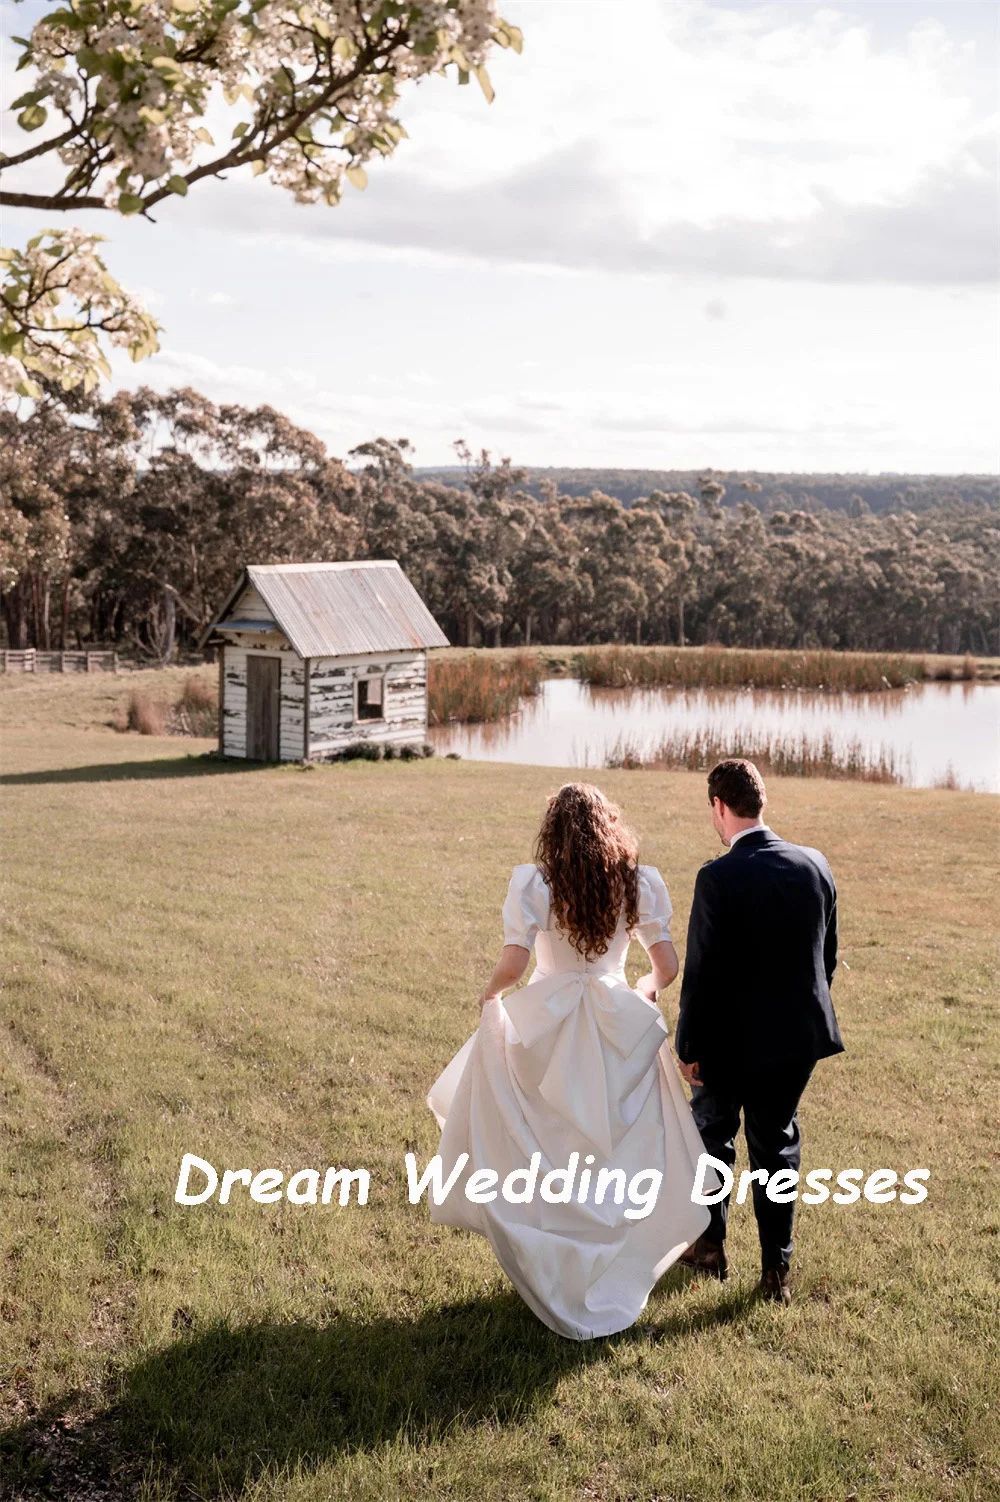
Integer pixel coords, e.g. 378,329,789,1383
707,759,767,818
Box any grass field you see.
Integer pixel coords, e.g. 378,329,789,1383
1,672,998,1502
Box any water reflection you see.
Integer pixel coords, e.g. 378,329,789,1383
428,680,999,792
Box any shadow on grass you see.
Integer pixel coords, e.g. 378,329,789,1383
0,754,270,786
1,1281,754,1498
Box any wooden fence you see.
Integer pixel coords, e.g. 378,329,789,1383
1,649,119,674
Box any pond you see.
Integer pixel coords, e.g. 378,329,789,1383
428,680,999,793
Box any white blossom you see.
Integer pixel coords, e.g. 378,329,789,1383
10,0,520,210
1,1,520,395
0,231,160,400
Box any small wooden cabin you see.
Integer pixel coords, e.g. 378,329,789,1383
200,561,449,762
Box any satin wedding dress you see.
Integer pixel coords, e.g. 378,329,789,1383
427,864,711,1340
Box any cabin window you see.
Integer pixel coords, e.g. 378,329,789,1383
356,673,385,721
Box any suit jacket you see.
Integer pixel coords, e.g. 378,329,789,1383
676,829,844,1091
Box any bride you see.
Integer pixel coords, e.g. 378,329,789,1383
427,782,711,1340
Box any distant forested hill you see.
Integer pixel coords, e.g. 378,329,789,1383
413,467,999,514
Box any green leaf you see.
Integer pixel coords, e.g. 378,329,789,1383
172,0,199,12
166,175,188,195
11,89,47,109
17,104,48,131
231,121,249,137
333,36,357,59
194,126,214,144
15,378,43,400
250,158,266,176
474,66,494,103
40,8,86,28
345,165,367,189
118,193,144,214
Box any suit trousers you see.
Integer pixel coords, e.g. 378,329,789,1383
689,1062,814,1270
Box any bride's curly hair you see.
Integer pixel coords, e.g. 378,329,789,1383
534,783,640,957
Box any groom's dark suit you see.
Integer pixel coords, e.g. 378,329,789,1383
676,828,843,1269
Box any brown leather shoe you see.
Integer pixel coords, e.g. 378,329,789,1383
760,1266,791,1305
678,1235,729,1281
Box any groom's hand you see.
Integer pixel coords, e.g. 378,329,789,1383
678,1060,702,1086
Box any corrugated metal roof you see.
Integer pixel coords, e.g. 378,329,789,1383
209,561,449,657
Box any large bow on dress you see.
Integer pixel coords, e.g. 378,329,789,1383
502,973,669,1157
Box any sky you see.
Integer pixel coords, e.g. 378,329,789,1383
3,0,999,472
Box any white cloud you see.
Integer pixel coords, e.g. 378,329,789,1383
188,290,239,307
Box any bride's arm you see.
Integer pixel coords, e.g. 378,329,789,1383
478,945,530,1010
635,939,679,1002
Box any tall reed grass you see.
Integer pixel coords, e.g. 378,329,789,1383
126,690,169,736
576,646,922,693
604,726,906,783
120,677,217,736
428,653,544,724
175,675,218,737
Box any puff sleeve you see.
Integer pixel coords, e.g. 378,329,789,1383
501,864,551,952
632,866,674,949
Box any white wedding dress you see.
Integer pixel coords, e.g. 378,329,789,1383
427,864,711,1341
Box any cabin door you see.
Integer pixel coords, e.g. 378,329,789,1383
246,656,280,761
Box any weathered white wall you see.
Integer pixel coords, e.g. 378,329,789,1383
219,639,427,759
308,651,428,757
220,635,304,760
231,584,275,623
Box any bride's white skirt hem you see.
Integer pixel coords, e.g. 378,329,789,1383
426,973,712,1343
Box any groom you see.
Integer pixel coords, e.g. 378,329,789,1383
675,758,843,1304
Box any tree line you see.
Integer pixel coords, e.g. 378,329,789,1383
1,386,996,660
416,467,999,516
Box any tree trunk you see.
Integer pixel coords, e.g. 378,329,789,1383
30,573,42,648
41,576,51,651
677,594,686,648
524,610,533,647
1,585,26,649
160,582,176,665
59,577,71,651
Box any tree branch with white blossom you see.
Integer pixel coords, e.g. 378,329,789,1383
1,0,521,394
